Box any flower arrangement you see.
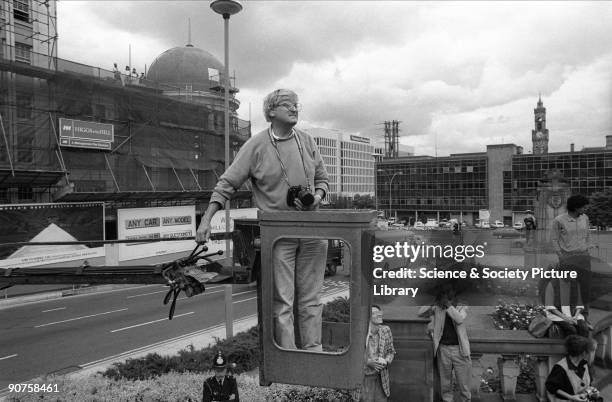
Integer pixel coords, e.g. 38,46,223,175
491,301,545,330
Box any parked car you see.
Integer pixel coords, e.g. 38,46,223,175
492,220,505,228
513,222,524,230
425,219,438,228
414,222,425,230
493,228,523,239
481,221,490,229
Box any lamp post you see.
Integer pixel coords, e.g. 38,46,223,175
210,0,242,341
377,169,403,220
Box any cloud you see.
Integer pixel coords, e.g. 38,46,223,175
57,1,612,155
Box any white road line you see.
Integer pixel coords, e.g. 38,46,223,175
177,289,224,301
35,308,128,328
128,285,224,299
0,354,17,361
233,296,257,304
110,312,194,333
126,290,167,299
232,290,257,297
42,307,66,313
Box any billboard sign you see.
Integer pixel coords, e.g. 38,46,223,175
117,205,196,261
478,209,490,222
0,202,105,268
59,118,114,150
350,135,370,144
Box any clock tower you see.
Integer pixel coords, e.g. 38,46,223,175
531,94,549,154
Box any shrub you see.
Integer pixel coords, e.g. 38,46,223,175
322,296,350,323
103,295,350,381
6,372,356,402
103,326,259,381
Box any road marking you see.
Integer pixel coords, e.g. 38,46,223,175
232,290,257,297
35,308,128,328
42,307,66,313
0,354,17,361
126,290,167,299
177,289,224,301
233,296,257,304
110,312,194,333
128,285,224,299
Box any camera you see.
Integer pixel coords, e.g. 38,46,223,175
585,386,603,402
287,185,314,207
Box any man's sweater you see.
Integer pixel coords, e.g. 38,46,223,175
210,127,329,211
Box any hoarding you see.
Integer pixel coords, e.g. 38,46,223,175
117,205,196,261
58,118,114,150
0,202,105,268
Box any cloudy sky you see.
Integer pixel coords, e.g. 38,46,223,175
57,1,612,156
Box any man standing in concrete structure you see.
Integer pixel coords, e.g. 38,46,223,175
551,195,596,320
358,304,395,402
419,284,471,402
196,89,329,351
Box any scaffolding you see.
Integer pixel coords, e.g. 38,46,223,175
383,120,399,158
0,43,252,208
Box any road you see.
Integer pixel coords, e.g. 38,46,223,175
0,278,347,391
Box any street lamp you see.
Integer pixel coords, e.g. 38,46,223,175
210,0,242,341
210,0,242,261
377,169,403,220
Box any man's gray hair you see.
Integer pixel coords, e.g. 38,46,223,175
262,89,298,122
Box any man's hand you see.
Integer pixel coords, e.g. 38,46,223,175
366,359,385,371
294,193,322,211
196,220,212,244
196,202,222,244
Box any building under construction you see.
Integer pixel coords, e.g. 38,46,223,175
0,0,251,237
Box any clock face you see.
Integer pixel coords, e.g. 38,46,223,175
535,132,544,139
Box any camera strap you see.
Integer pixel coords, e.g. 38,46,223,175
268,127,310,189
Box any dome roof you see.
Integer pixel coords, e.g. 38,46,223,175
147,45,223,90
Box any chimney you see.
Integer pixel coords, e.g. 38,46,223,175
570,143,574,152
606,135,612,149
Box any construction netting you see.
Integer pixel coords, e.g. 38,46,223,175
0,44,251,200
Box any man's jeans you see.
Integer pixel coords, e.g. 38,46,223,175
437,345,471,402
559,253,592,316
272,238,327,351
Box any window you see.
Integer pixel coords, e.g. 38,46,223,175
13,0,29,22
15,43,31,64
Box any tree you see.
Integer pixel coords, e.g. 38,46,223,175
587,188,612,229
352,194,375,210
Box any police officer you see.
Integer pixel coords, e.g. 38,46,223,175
202,351,239,402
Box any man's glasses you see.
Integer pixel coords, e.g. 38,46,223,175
275,102,302,112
